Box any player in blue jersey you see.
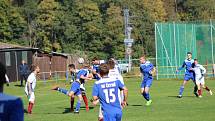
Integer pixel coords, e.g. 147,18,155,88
139,55,155,106
0,62,24,121
176,52,198,98
52,64,92,113
92,57,101,80
92,63,128,121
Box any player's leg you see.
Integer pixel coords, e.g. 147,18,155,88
178,76,189,98
52,81,78,96
192,75,198,97
98,106,104,121
80,84,89,111
70,96,75,112
27,92,35,114
195,81,202,98
140,80,147,100
74,93,83,113
52,86,69,95
144,86,152,106
202,81,213,95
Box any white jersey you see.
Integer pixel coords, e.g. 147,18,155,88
25,73,37,93
192,64,206,77
108,68,124,84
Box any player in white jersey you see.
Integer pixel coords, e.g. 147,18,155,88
191,59,213,98
25,65,40,114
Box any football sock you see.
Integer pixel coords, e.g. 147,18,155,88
27,102,31,113
198,89,202,96
28,102,34,114
205,86,210,91
179,86,184,95
145,93,150,101
194,85,198,93
75,100,81,112
70,97,74,111
58,88,68,95
82,94,89,110
142,93,147,100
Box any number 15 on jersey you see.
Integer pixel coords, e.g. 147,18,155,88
103,88,116,103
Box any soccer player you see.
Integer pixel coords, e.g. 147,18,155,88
67,64,78,112
108,59,124,103
92,63,128,121
52,64,92,113
96,59,125,121
139,55,154,106
24,65,40,114
92,57,101,80
176,52,198,98
0,62,24,121
191,59,213,97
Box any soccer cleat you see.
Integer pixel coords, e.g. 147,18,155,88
194,92,199,97
51,86,59,91
198,95,202,98
74,111,79,114
145,100,152,106
177,95,182,98
209,90,213,95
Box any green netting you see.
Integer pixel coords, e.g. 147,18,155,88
155,20,215,79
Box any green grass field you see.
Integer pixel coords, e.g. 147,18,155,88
4,77,215,121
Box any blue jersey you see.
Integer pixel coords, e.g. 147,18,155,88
93,64,100,73
178,59,194,75
0,93,24,121
76,68,88,84
140,61,154,80
92,77,124,114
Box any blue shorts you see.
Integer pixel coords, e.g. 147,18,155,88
70,81,81,96
103,110,122,121
141,79,153,88
184,74,195,81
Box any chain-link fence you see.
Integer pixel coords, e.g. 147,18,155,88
155,20,215,79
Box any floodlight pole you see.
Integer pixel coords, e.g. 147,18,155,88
123,9,134,72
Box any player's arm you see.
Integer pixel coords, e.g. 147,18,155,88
80,75,92,81
118,80,128,108
121,87,128,108
200,65,206,75
92,84,99,106
177,61,185,72
148,63,155,74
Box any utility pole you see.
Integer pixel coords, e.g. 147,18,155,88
123,9,134,72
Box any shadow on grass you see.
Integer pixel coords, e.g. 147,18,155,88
14,84,24,87
62,106,94,114
129,104,143,107
168,95,196,98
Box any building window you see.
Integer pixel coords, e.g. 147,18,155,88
5,52,11,66
22,51,27,62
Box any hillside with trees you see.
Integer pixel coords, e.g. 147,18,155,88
0,0,214,59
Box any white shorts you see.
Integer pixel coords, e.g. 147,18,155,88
196,76,205,85
28,92,35,102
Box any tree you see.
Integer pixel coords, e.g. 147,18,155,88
35,0,62,52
